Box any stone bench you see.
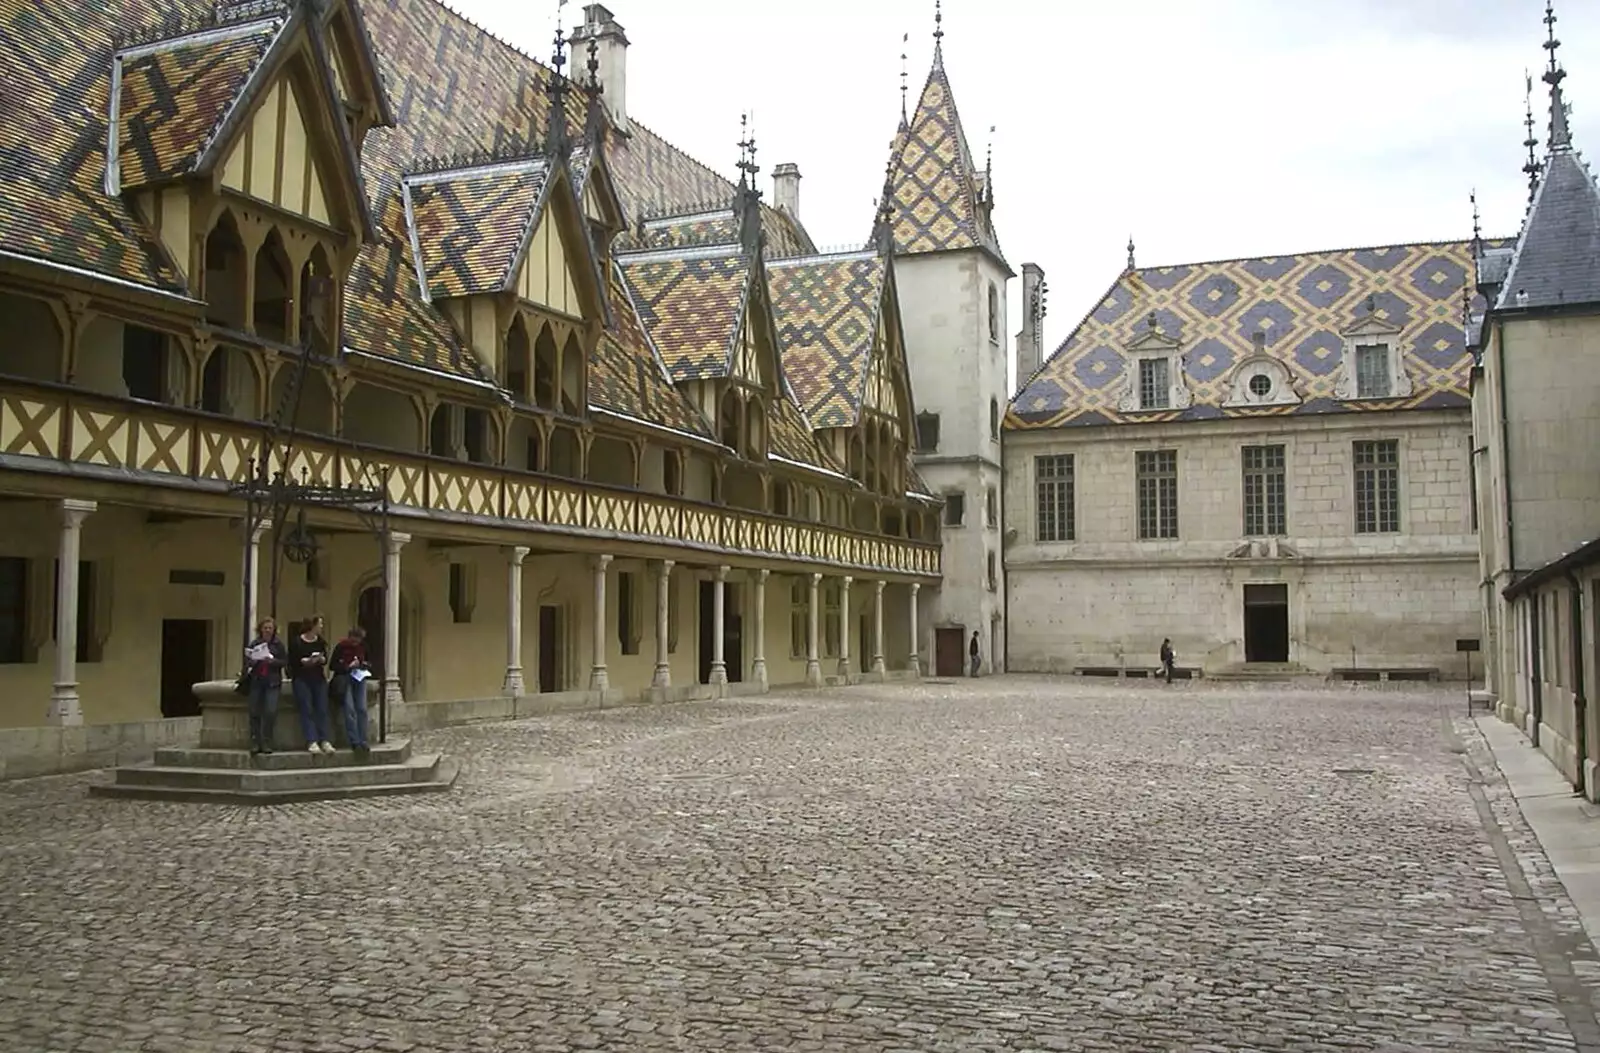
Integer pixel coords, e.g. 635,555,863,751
1329,667,1441,683
1074,666,1201,680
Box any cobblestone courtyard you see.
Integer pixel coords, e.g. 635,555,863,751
4,677,1600,1052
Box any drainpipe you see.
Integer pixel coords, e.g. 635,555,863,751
1569,571,1588,798
1530,595,1543,749
1495,319,1517,587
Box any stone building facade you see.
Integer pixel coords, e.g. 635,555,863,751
1473,18,1600,796
0,0,987,771
1005,243,1484,677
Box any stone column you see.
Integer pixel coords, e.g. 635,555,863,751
751,569,769,688
590,554,612,691
652,559,674,689
383,531,410,706
805,572,823,687
837,575,853,680
872,580,887,676
502,546,529,697
908,582,921,678
710,565,729,686
245,518,272,633
48,499,96,726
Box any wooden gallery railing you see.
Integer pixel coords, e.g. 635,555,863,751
0,377,940,578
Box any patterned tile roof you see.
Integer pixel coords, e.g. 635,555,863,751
1010,240,1495,430
116,22,281,189
769,384,848,477
589,263,713,439
629,209,742,252
618,247,750,382
768,251,886,430
881,46,1004,266
405,161,548,299
1497,147,1600,311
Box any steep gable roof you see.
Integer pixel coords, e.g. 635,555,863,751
1010,240,1503,430
880,44,1004,268
618,245,751,382
768,250,887,430
590,262,714,439
1497,147,1600,311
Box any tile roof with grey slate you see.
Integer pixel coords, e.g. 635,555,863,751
1497,148,1600,311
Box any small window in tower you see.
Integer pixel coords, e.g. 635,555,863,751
989,398,1000,441
987,282,1000,344
916,411,940,453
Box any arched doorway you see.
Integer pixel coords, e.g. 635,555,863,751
355,582,417,695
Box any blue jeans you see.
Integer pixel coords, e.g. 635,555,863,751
248,677,279,751
292,677,331,746
340,676,370,749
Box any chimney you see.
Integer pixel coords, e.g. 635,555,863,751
772,163,801,219
572,4,628,133
1015,262,1047,390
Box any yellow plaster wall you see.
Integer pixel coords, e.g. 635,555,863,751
220,76,332,225
517,211,580,318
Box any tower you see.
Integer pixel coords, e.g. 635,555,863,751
879,2,1013,673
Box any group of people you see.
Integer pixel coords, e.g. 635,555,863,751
239,616,375,758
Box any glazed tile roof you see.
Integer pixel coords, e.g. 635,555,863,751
115,21,281,189
630,209,742,252
589,263,713,439
404,161,548,300
618,247,751,382
1010,240,1498,430
768,251,887,430
1497,147,1600,311
880,45,1004,266
769,384,848,477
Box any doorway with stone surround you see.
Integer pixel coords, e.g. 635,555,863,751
1244,583,1290,663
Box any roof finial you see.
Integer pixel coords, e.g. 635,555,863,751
1471,189,1482,248
1544,1,1572,149
899,32,910,126
582,34,605,145
984,125,993,199
1127,235,1136,271
546,17,570,156
1523,70,1544,200
933,0,944,46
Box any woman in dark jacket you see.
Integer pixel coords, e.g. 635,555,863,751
242,618,288,755
288,614,334,754
329,626,372,757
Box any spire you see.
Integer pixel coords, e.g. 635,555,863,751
1471,188,1482,257
1126,235,1136,271
1523,71,1544,202
736,113,763,255
899,32,910,128
1543,1,1572,149
546,22,570,157
933,0,944,56
982,125,993,206
582,35,606,146
872,153,897,254
1466,190,1481,328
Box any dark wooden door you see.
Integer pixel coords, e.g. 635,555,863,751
538,605,560,693
358,587,384,679
160,619,210,718
1243,584,1289,663
859,613,872,671
934,626,965,678
697,580,714,684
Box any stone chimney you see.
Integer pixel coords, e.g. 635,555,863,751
772,163,801,220
1015,262,1047,390
572,4,628,133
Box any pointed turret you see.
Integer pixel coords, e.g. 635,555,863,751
876,1,1007,269
1499,1,1600,311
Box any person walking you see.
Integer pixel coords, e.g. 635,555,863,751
329,625,372,758
1159,637,1176,684
288,614,335,754
242,618,287,755
969,630,981,678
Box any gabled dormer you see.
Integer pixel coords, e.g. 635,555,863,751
1334,303,1411,402
403,154,609,417
1117,316,1192,413
570,144,628,267
317,0,394,150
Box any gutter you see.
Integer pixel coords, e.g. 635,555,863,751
1568,569,1589,798
1496,318,1517,585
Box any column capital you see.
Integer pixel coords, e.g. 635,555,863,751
810,572,823,586
250,517,274,542
385,531,412,555
874,579,886,595
507,545,530,566
756,568,770,583
60,498,96,525
651,558,675,576
714,564,730,582
911,582,921,596
842,574,854,587
593,553,614,571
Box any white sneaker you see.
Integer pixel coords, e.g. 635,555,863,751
319,741,335,754
307,744,320,754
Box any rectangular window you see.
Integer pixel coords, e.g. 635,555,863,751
823,582,841,658
50,559,96,663
1353,439,1400,533
447,562,475,624
1138,358,1170,410
943,492,965,527
916,413,940,453
985,487,997,529
617,571,639,655
1136,449,1179,539
122,325,169,402
789,579,807,658
1355,344,1390,398
1241,444,1287,536
986,553,997,592
0,556,27,665
1035,454,1075,542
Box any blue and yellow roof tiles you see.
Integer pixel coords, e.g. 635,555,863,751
768,251,887,430
1009,239,1503,430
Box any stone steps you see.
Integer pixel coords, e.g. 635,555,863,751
153,741,412,770
1209,663,1315,682
90,750,458,805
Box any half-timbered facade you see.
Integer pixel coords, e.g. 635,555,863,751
0,0,942,761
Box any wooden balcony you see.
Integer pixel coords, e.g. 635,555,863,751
0,377,940,578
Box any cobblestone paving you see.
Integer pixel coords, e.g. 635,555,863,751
3,677,1599,1052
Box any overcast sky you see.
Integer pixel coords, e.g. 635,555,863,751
450,0,1599,387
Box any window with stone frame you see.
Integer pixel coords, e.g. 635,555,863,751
944,491,965,527
1355,343,1391,398
1136,449,1179,539
617,571,640,655
1353,439,1400,534
989,398,1000,441
985,486,997,528
916,411,940,452
988,282,1000,343
0,556,26,664
823,582,841,658
986,552,996,591
1138,357,1171,410
1035,454,1074,542
447,562,475,624
789,579,807,658
1241,444,1287,536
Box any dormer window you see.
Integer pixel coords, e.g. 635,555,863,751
1118,315,1191,413
1222,336,1302,409
1336,303,1411,402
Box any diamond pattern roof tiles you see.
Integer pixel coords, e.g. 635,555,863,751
768,252,886,430
618,248,750,382
406,163,547,300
